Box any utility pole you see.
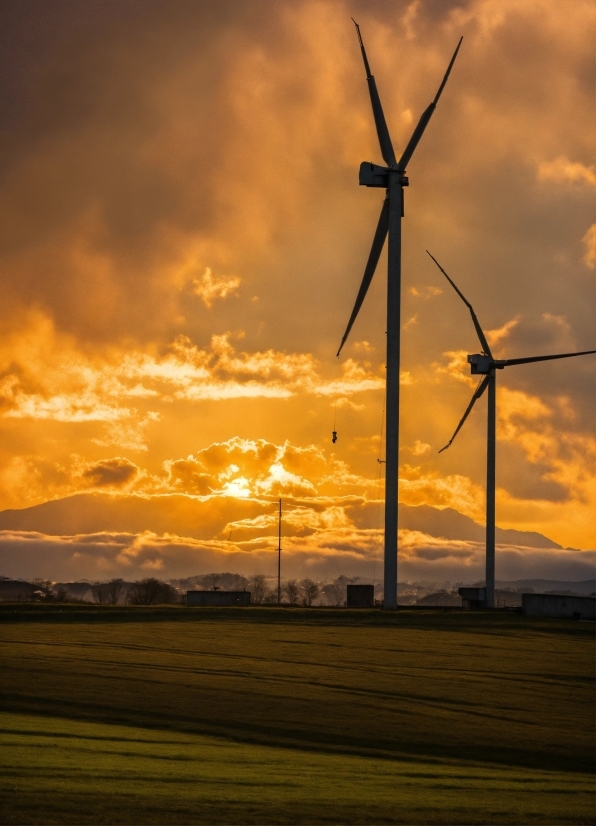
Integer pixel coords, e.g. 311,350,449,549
277,498,282,605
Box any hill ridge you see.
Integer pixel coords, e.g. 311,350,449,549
0,492,564,550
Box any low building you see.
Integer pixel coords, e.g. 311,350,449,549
522,593,595,620
347,584,374,608
458,587,486,608
187,590,251,607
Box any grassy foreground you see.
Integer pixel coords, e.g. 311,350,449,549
0,605,594,824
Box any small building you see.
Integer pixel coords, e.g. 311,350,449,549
522,593,595,620
458,587,486,609
347,584,374,608
187,590,251,607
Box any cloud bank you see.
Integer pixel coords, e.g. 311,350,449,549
1,526,593,584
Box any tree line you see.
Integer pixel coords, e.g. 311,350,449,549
19,574,363,606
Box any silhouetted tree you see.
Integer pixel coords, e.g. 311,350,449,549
93,579,125,605
203,573,221,591
105,579,124,604
248,574,270,604
282,579,300,605
126,578,178,605
32,579,53,600
322,581,345,607
198,573,248,591
91,581,111,604
300,578,319,606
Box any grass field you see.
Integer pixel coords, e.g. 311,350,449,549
0,605,594,824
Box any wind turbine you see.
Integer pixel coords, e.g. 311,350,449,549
427,250,596,608
336,22,462,608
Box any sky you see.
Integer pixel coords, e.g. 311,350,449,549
0,0,594,583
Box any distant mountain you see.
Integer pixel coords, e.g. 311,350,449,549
0,493,563,550
495,579,595,594
0,492,250,540
397,504,563,549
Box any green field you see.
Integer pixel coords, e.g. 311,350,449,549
0,605,594,824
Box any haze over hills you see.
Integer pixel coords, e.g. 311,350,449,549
0,493,593,583
0,493,564,549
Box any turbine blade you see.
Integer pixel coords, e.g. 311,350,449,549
426,250,493,358
433,36,463,106
352,19,397,167
439,375,490,453
337,198,389,357
397,103,434,172
397,37,462,170
503,349,596,367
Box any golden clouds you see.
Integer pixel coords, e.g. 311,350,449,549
398,465,484,522
495,386,596,548
161,437,371,501
581,224,596,269
408,286,442,299
163,438,319,499
537,157,596,188
0,317,382,431
486,318,519,349
433,350,477,386
410,440,431,456
0,0,594,565
192,267,241,308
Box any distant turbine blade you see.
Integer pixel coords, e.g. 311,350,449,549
502,349,596,367
439,374,490,453
426,250,493,358
352,19,397,167
337,198,389,357
397,37,462,171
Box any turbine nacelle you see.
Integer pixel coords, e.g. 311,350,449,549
467,354,505,374
359,162,408,188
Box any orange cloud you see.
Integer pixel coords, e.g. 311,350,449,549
192,267,241,308
486,317,519,348
581,224,596,269
537,156,596,188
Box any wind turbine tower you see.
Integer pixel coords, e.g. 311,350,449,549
427,251,596,608
337,23,462,608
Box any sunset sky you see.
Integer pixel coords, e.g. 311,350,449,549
0,0,594,583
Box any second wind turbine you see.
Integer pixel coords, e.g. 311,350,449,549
427,250,596,609
336,22,462,608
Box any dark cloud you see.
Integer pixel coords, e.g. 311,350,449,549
82,458,139,488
